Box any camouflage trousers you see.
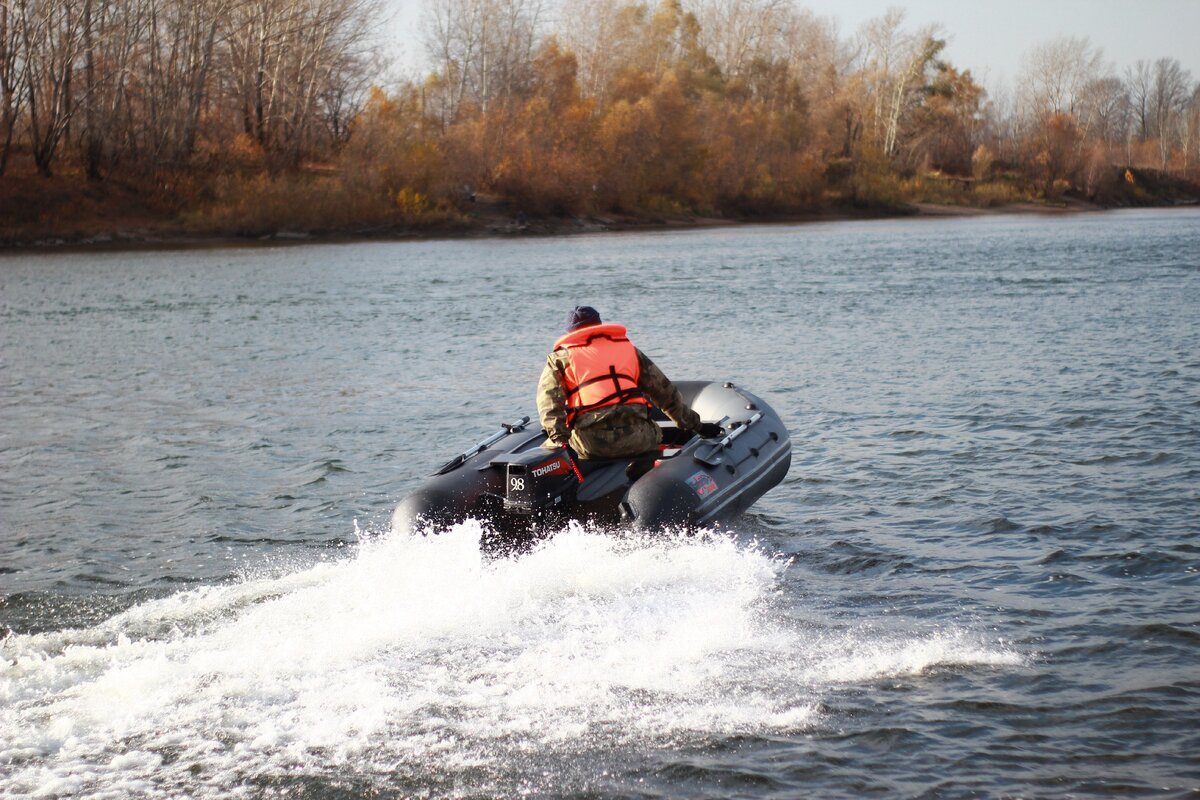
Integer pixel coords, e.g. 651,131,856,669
569,405,663,460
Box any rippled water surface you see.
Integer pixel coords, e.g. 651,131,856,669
2,209,1198,798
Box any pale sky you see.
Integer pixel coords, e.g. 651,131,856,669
379,0,1200,91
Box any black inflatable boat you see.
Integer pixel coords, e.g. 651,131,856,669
392,381,791,541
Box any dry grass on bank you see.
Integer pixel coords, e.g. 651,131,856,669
898,172,1029,208
0,157,463,245
180,172,460,237
0,161,184,243
1,158,1196,248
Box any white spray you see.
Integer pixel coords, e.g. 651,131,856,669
0,522,1020,798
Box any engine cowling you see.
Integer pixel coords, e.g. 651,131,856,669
494,450,580,514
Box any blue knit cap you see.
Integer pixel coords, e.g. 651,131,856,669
565,306,602,332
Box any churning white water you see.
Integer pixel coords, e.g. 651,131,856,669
0,524,1020,798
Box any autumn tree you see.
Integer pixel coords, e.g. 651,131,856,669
1078,76,1129,150
490,39,596,213
132,0,226,167
695,0,831,131
1148,57,1192,169
1184,85,1200,172
1013,35,1118,193
776,6,841,156
221,0,377,166
688,0,792,79
904,61,985,174
604,64,727,209
17,0,91,176
1027,112,1080,198
1124,59,1152,142
341,84,447,202
422,0,544,123
75,0,147,178
554,0,642,108
855,9,944,159
1019,35,1106,119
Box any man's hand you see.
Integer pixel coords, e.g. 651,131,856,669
696,422,724,439
541,439,564,450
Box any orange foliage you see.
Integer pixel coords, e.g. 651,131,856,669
342,86,448,201
905,64,986,174
1026,113,1082,199
489,42,598,215
7,0,1198,243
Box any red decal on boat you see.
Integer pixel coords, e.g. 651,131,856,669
687,472,718,498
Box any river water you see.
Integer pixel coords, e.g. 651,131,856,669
1,209,1198,798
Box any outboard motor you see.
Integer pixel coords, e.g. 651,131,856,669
493,449,582,516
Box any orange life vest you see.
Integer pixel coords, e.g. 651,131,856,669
553,323,650,425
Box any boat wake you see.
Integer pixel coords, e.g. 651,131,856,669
0,522,1021,798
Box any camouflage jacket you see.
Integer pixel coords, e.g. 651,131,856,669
537,346,701,446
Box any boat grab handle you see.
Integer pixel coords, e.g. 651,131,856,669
435,416,531,475
694,412,763,466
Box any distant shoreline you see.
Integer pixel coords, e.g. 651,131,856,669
8,197,1198,255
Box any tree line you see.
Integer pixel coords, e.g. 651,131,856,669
0,0,377,177
2,0,1198,233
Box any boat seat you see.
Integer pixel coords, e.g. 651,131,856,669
574,452,658,481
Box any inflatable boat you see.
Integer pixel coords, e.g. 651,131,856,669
392,381,791,544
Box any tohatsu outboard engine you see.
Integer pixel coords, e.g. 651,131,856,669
492,448,583,516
